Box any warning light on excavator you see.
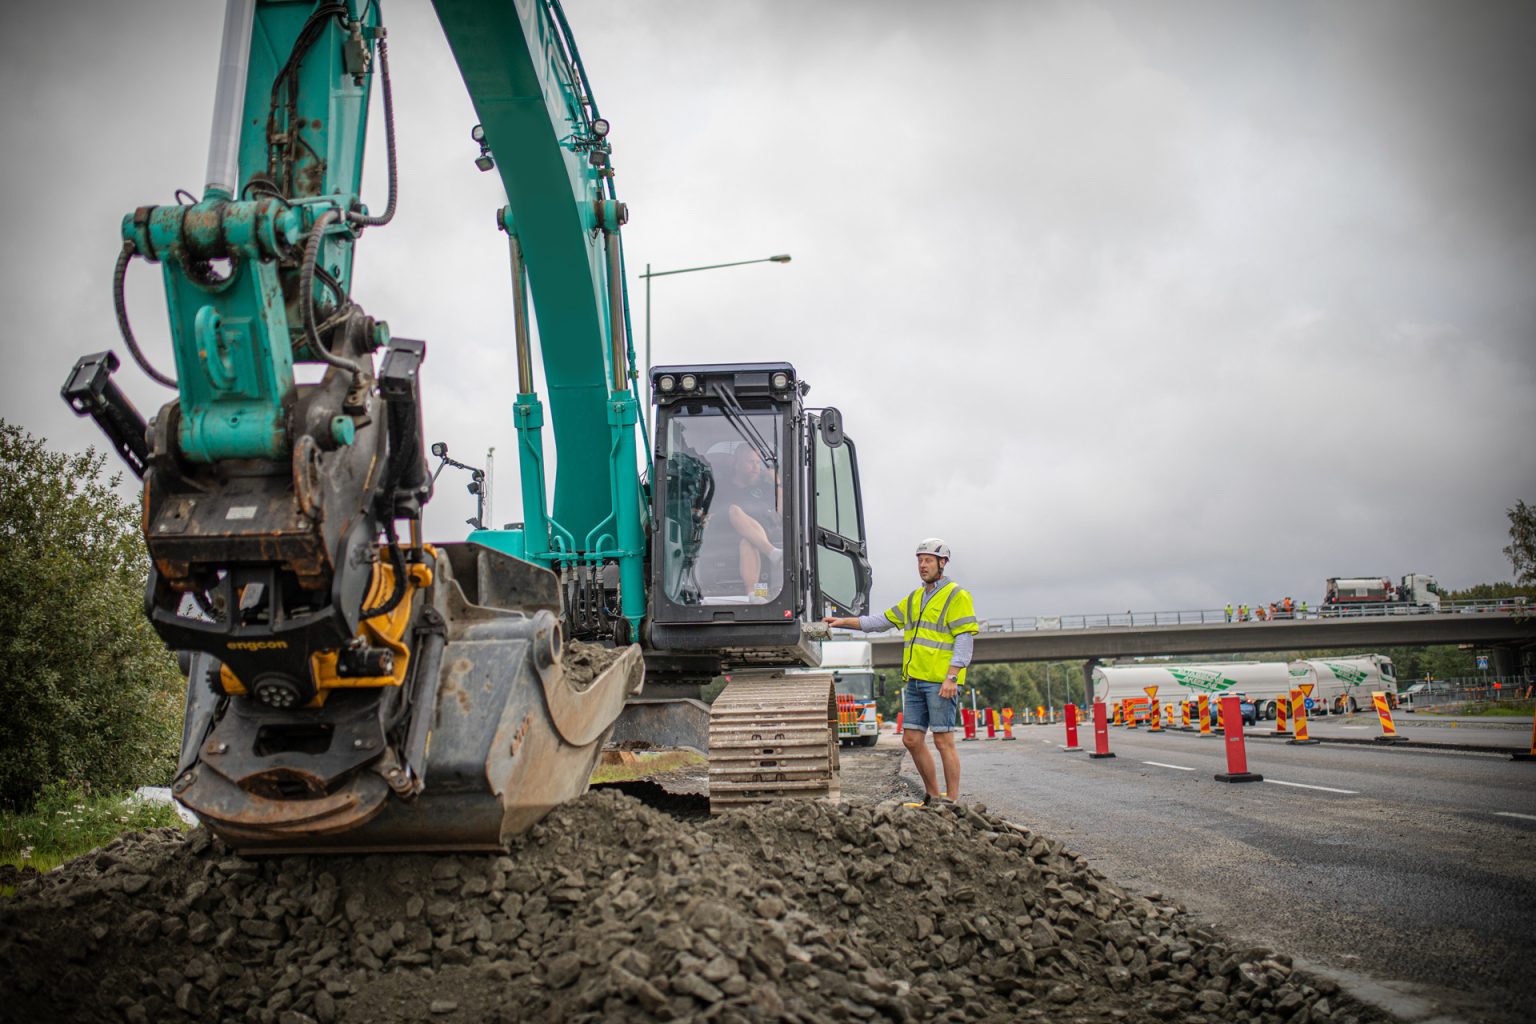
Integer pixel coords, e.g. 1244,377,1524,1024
658,374,676,393
592,117,610,138
472,123,494,171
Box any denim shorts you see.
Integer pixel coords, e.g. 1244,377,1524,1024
903,679,960,733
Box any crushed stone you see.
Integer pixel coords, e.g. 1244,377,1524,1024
0,792,1398,1023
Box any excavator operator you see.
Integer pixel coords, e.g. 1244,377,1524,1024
715,443,783,598
824,538,979,803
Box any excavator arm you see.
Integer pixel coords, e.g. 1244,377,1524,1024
61,0,644,852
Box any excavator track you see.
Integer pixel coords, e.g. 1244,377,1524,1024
708,672,840,812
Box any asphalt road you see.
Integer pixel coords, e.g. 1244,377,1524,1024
889,723,1536,1024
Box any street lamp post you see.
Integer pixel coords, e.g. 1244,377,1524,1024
639,254,791,404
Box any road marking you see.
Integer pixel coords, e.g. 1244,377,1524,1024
1340,725,1370,730
1142,761,1195,771
1495,811,1536,822
1264,779,1358,794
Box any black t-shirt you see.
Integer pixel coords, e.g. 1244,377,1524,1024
714,473,778,527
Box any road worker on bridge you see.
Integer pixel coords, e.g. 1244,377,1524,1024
824,538,979,804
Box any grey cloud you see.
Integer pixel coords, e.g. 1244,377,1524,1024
1,0,1530,625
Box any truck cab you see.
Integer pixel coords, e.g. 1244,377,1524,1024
1399,573,1442,610
809,640,881,746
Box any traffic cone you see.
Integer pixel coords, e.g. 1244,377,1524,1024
1214,696,1263,783
1061,703,1083,753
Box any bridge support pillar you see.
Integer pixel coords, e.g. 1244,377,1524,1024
1082,657,1099,708
1492,645,1524,680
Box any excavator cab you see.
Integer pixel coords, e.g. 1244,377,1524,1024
648,362,871,666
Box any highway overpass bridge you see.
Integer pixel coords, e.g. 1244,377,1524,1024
868,606,1536,683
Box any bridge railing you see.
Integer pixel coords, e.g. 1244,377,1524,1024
977,598,1529,635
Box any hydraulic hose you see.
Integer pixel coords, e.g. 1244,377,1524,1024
347,35,397,229
300,210,363,378
361,525,410,620
113,241,177,389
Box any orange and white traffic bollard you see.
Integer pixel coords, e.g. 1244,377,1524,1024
1214,695,1263,783
1001,707,1017,740
1088,701,1115,759
1274,694,1290,735
1197,694,1213,737
1062,703,1083,752
1288,689,1319,745
1371,690,1408,744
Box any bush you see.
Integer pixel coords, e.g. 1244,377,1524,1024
0,421,185,810
0,781,189,877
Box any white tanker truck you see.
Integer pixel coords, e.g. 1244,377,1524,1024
1092,655,1398,719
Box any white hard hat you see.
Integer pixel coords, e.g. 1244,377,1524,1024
915,537,951,560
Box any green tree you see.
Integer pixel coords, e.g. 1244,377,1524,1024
0,421,184,809
1441,581,1536,602
1505,500,1536,586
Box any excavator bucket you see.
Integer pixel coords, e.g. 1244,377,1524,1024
171,543,644,853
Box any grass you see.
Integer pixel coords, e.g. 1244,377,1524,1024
589,750,705,785
1,782,190,893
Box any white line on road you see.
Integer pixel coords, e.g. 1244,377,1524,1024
1142,761,1195,771
1495,811,1536,822
1264,779,1358,794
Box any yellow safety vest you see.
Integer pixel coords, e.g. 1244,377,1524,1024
884,580,980,685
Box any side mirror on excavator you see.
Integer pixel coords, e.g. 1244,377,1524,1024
819,407,844,448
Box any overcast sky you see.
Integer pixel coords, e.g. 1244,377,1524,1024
2,0,1532,620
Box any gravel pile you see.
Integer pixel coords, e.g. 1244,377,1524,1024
0,792,1395,1024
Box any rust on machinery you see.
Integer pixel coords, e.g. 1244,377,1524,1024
707,672,839,812
172,544,647,854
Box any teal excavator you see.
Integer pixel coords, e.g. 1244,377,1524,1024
61,0,871,851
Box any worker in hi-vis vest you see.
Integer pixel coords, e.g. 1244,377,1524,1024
824,538,979,804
